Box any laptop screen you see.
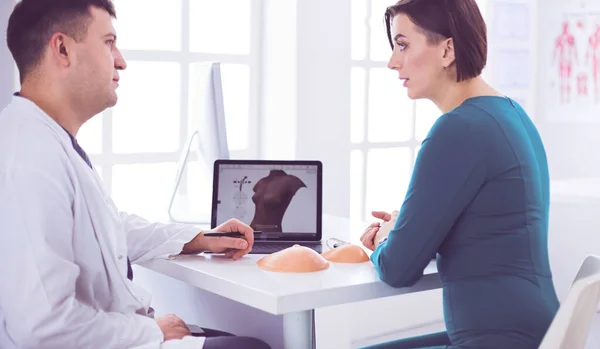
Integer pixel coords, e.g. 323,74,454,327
212,160,322,240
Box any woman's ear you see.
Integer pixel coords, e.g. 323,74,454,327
441,38,456,68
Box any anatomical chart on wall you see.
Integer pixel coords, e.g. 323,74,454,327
541,0,600,121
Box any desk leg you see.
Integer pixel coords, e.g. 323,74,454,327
283,309,315,349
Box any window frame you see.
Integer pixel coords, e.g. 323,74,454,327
350,0,422,222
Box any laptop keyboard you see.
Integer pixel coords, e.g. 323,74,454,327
249,242,322,254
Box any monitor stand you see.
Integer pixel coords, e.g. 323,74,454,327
167,130,212,225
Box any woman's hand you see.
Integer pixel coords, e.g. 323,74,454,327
360,210,398,251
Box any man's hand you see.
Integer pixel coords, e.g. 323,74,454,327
156,314,191,341
181,218,254,260
360,210,398,251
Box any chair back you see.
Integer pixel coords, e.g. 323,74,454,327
539,255,600,349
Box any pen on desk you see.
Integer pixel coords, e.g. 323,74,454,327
203,232,244,238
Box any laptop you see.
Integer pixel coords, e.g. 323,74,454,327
211,159,323,254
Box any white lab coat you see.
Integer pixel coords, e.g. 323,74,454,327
0,96,206,349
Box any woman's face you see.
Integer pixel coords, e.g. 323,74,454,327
386,13,453,100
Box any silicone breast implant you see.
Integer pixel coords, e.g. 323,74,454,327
257,244,329,273
321,244,370,263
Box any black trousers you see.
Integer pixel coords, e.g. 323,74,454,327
192,327,271,349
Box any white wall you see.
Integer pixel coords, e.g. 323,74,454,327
261,0,351,219
0,0,14,109
535,0,600,347
294,0,351,219
259,0,297,161
534,0,600,295
535,2,600,347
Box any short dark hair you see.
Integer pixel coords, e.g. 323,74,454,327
384,0,487,82
7,0,117,83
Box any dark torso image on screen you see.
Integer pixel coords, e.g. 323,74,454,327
250,169,306,232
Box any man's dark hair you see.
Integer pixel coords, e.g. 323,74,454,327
7,0,117,83
385,0,487,82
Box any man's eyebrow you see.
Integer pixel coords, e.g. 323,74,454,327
103,33,117,40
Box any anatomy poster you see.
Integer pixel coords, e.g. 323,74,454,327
541,0,600,121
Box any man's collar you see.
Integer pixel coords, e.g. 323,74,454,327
14,91,76,140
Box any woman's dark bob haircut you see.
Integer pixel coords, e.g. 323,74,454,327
385,0,487,82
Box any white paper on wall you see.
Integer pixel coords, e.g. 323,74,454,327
486,0,534,115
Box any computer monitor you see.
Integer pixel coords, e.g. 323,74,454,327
168,62,229,223
189,62,229,164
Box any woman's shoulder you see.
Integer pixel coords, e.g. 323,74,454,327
425,97,514,145
437,96,520,130
456,95,527,119
432,102,490,132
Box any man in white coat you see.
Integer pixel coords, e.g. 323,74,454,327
0,1,271,349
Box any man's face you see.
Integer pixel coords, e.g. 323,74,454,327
69,6,126,115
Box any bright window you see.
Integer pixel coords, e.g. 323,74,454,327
77,0,261,220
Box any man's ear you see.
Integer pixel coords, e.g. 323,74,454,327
48,33,73,67
441,37,456,68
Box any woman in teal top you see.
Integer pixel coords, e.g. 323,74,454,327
359,1,559,348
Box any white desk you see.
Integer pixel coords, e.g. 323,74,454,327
139,216,440,349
